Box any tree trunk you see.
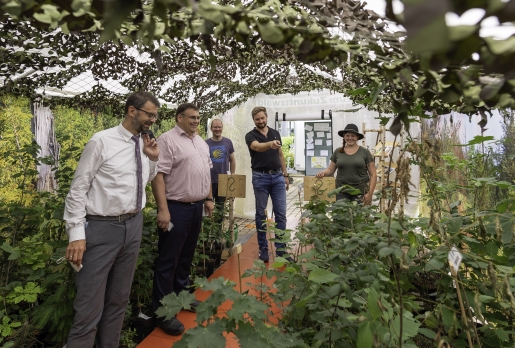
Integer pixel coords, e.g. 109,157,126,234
32,103,59,192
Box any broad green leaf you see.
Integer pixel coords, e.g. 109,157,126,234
357,322,373,348
418,328,436,339
308,268,338,284
234,321,268,347
448,25,478,41
1,243,20,260
484,36,515,55
496,265,514,274
465,135,495,146
407,231,417,246
198,5,225,23
257,22,284,44
390,316,420,340
155,291,195,321
441,306,455,326
480,78,505,101
499,214,514,244
485,241,499,256
447,217,462,233
425,257,444,271
378,247,394,258
326,283,341,298
227,296,268,321
2,1,22,17
479,295,496,302
367,288,382,320
177,321,226,348
405,15,449,53
495,328,509,341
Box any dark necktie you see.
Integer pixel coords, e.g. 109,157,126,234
131,135,143,211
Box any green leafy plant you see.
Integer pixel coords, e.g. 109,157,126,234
156,133,515,347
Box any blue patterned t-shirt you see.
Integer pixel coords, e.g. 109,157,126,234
205,137,235,183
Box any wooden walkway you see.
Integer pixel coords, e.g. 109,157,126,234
136,232,285,348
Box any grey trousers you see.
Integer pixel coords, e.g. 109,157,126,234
66,212,143,348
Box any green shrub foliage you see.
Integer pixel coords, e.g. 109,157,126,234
158,137,515,348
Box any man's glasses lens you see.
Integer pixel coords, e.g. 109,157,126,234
134,107,158,120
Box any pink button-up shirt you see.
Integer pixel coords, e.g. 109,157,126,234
157,126,212,202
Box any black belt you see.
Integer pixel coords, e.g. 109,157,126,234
253,169,281,175
86,213,138,222
168,199,205,205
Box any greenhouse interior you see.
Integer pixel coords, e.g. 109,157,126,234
2,0,515,347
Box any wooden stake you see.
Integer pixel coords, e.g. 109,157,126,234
237,254,242,293
233,243,243,293
380,124,386,213
265,209,275,263
449,263,474,348
228,198,235,248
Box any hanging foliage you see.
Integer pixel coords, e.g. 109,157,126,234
1,0,515,127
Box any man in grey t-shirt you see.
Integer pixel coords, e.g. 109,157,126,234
206,119,236,208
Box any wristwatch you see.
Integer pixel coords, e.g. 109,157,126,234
205,198,214,202
284,174,289,177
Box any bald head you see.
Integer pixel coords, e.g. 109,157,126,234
211,118,223,140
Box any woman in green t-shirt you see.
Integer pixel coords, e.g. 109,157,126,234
315,124,377,205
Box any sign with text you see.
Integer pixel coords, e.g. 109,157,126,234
218,174,246,198
303,176,336,202
448,246,463,274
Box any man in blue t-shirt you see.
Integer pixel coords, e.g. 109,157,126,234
206,119,236,212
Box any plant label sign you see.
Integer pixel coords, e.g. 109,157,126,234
303,177,336,202
218,174,246,198
232,243,243,255
448,246,463,274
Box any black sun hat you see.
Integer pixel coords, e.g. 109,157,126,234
338,124,364,140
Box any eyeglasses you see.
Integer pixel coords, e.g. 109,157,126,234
133,107,158,120
180,114,201,121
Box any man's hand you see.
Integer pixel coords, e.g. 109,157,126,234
363,192,372,206
205,200,215,216
315,171,325,178
142,133,160,161
269,140,281,150
157,209,171,231
66,240,86,266
285,176,290,191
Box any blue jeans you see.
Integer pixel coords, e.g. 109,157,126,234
252,171,287,254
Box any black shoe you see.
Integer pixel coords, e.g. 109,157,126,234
259,248,269,262
156,317,185,336
183,299,200,313
277,253,296,263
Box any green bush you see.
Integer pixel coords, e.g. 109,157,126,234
282,136,294,169
157,136,515,348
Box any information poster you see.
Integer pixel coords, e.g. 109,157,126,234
305,122,334,176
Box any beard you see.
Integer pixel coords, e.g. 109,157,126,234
133,114,151,133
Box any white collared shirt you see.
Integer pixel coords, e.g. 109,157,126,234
64,123,158,242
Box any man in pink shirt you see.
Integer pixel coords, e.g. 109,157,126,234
151,103,214,336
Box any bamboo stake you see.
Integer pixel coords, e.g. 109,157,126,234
399,128,405,214
265,209,275,263
233,243,243,293
380,124,386,213
228,198,235,253
449,263,474,348
237,253,242,293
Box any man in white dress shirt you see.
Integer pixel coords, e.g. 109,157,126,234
63,92,160,348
